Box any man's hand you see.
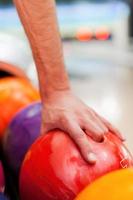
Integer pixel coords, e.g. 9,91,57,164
41,90,124,164
14,0,124,164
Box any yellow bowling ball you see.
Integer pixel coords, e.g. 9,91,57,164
75,168,133,200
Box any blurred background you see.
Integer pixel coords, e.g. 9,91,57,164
0,0,133,152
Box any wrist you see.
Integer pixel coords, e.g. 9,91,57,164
41,85,71,102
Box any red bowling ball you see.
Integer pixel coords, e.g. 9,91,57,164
20,130,133,200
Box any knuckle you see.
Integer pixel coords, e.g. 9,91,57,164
76,131,85,139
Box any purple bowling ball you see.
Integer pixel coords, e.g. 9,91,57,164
3,102,41,176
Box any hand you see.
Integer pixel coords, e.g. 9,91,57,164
41,90,124,164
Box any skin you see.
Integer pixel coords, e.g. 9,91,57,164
13,0,124,163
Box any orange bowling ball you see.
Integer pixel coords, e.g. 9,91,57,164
0,62,28,79
0,77,40,139
75,168,133,200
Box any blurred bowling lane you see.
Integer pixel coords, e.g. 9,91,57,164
66,42,133,153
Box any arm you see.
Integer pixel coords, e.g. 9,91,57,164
13,0,123,163
13,0,69,98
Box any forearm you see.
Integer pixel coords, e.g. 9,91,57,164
13,0,70,100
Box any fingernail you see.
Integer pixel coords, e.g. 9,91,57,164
87,153,97,164
121,134,126,141
117,133,126,141
120,135,126,141
121,136,126,142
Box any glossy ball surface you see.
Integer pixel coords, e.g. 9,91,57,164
20,130,133,200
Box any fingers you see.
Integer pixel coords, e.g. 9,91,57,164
83,111,108,142
89,108,125,141
84,121,105,142
102,117,125,141
92,116,108,133
66,122,97,164
86,109,108,134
